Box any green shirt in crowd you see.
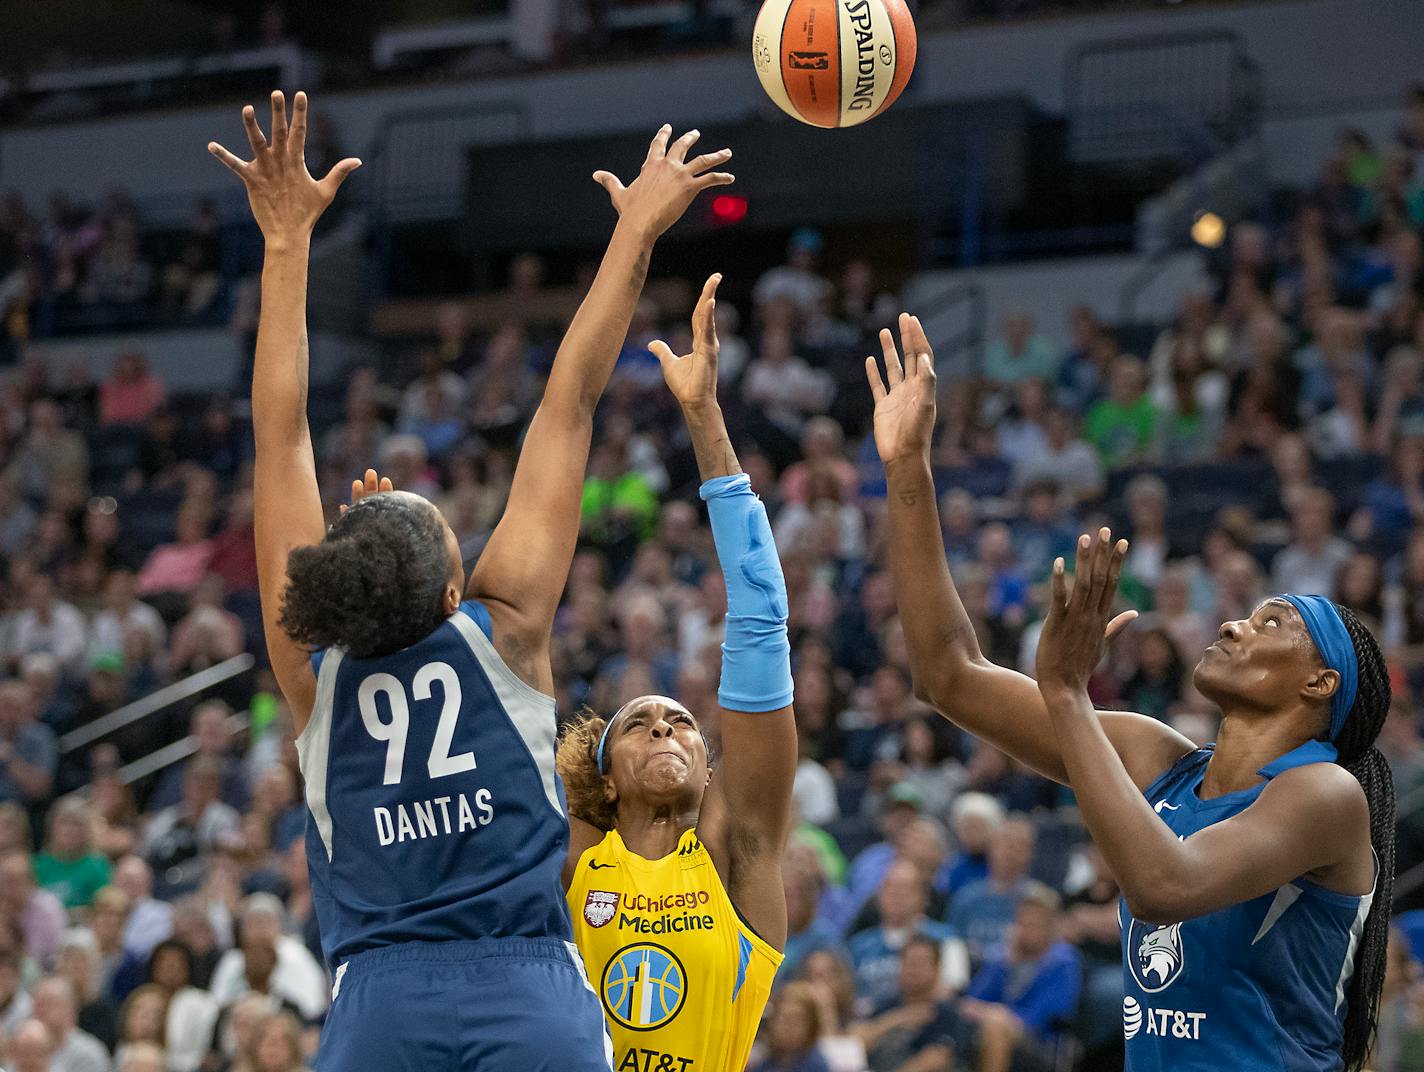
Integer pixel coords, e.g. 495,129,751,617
1084,397,1158,468
33,851,111,909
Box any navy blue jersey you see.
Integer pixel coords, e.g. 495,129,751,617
1121,740,1375,1072
296,602,573,969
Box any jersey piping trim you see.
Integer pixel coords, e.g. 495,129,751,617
447,610,563,817
296,647,344,861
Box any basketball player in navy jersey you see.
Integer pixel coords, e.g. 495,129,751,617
866,318,1393,1072
207,90,732,1071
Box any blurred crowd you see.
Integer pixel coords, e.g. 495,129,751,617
0,87,1423,1072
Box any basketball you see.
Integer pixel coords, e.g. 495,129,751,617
751,0,917,128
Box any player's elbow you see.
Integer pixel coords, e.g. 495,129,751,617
1122,875,1191,925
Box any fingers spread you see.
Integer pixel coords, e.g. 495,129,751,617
694,171,735,190
290,91,308,150
687,148,732,176
669,128,701,165
208,142,247,176
865,356,887,402
1071,534,1091,607
1105,610,1139,641
270,91,288,150
242,105,268,156
880,328,904,385
592,171,626,199
645,124,673,164
1050,556,1069,612
318,158,362,196
694,273,721,346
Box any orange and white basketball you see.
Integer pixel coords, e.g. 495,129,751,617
752,0,916,128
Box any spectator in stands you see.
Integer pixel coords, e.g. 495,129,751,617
169,899,219,991
33,799,110,909
1121,473,1173,593
80,213,153,312
375,434,439,501
135,502,214,608
8,573,88,675
99,352,166,427
30,976,109,1072
742,324,836,462
935,792,1003,900
755,229,833,318
783,855,848,982
159,199,222,320
168,576,245,676
1120,626,1186,719
140,757,240,891
0,475,38,557
10,1018,57,1072
848,861,961,1016
1009,406,1104,504
110,857,172,964
948,815,1035,964
1,951,33,1040
1270,487,1354,597
53,931,116,1052
208,895,326,1023
1052,306,1106,408
184,401,245,484
0,680,57,808
116,1042,164,1072
750,981,835,1072
955,884,1081,1072
1083,355,1157,467
115,983,166,1052
148,939,220,1072
851,934,958,1072
87,569,166,665
149,697,244,808
983,311,1060,391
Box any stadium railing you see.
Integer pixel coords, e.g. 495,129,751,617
58,653,256,758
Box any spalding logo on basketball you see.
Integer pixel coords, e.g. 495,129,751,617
752,0,917,128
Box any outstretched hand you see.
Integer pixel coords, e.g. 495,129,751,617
650,273,722,408
340,468,394,515
1036,528,1139,692
865,313,937,467
593,125,733,242
208,90,361,244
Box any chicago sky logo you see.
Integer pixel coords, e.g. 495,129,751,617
1129,920,1185,992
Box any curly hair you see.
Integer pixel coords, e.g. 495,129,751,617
278,494,452,660
1331,604,1395,1072
556,711,618,831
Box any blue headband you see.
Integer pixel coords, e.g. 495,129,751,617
595,706,626,774
1281,595,1358,741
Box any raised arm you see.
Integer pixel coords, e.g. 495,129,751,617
1034,531,1371,922
867,316,1193,788
467,127,733,691
208,91,360,727
653,275,797,949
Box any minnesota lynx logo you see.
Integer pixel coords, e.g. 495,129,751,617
584,891,619,929
1129,920,1185,993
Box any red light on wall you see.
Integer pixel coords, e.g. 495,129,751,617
710,194,749,225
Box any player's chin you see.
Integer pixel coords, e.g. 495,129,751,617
640,754,697,792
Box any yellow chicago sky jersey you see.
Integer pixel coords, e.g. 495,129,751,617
568,827,783,1072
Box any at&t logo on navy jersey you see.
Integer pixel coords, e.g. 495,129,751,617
1129,920,1185,992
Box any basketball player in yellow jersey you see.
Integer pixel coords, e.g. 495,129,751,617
557,273,797,1072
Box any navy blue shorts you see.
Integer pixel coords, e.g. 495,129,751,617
314,937,613,1072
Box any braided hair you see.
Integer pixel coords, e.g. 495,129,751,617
1331,605,1395,1072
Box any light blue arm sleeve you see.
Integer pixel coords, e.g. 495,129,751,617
700,474,793,713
